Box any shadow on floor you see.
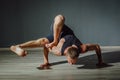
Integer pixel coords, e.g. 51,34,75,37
50,51,120,69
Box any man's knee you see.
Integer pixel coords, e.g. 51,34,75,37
54,15,65,25
36,38,49,46
55,15,65,21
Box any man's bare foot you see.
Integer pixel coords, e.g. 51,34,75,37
10,45,27,57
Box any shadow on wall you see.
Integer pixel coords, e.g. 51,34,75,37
50,51,120,69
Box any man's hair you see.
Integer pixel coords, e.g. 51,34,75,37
67,47,79,59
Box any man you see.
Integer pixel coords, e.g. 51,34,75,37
10,15,104,69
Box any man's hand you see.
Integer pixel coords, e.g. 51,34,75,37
45,41,58,49
96,62,108,68
37,63,51,70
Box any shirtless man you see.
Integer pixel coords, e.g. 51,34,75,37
10,15,104,69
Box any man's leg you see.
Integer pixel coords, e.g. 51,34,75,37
46,15,65,48
10,38,49,57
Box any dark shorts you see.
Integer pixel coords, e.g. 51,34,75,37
46,34,54,43
46,24,74,43
46,24,54,43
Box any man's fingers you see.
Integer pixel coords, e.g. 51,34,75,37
45,44,50,48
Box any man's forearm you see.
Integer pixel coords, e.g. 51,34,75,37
94,45,103,64
43,46,49,64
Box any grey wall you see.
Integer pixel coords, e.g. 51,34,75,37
0,0,120,47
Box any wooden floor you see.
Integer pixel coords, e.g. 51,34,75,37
0,47,120,80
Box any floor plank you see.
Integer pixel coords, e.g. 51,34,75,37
0,48,120,80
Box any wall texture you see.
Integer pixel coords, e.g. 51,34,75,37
0,0,120,47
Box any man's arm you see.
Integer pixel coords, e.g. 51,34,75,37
81,44,104,65
38,46,50,69
49,38,65,56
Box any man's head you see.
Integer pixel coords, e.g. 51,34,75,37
66,46,79,65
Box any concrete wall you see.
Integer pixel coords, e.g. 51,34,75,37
0,0,120,47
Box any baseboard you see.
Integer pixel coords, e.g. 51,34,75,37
101,46,120,50
0,47,43,51
0,46,120,51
